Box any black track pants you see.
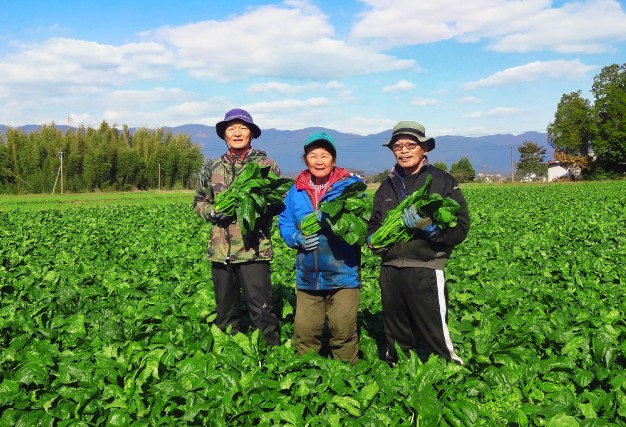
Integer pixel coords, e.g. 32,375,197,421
379,265,462,364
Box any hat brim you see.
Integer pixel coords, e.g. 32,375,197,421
304,139,337,158
383,133,435,152
216,120,261,140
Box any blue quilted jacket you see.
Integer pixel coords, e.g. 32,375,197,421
278,173,363,291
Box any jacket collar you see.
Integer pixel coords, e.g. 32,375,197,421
295,166,350,191
222,147,268,164
390,155,429,179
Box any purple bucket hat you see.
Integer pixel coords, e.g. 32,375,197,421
215,108,262,140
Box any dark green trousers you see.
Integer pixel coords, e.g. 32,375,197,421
294,288,360,364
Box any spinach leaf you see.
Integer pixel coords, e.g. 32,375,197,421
214,163,293,235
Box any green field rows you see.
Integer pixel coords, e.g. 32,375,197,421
1,181,625,425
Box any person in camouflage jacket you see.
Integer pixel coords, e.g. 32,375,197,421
193,108,280,346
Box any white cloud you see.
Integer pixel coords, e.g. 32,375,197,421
460,96,483,104
146,2,415,82
351,0,626,53
382,80,415,93
107,87,186,104
239,97,331,129
462,107,521,119
246,80,347,95
488,0,626,53
317,115,399,135
247,82,315,95
0,0,621,137
0,38,172,89
68,113,92,125
325,81,347,91
99,95,237,129
411,97,438,106
462,60,596,90
248,97,331,112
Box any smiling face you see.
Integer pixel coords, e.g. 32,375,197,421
305,146,336,182
223,119,252,154
391,136,428,175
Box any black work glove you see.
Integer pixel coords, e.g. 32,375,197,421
208,209,233,227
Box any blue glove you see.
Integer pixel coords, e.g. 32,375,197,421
402,206,438,238
296,233,320,251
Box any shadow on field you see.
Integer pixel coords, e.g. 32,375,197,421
233,282,296,336
359,309,388,361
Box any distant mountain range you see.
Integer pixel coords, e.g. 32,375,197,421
1,124,550,177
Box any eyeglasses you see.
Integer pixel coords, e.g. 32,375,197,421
225,125,250,134
391,142,419,152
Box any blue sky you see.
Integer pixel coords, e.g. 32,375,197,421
1,0,625,138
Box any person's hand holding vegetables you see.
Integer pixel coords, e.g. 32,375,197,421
402,205,437,238
366,234,386,255
315,210,329,228
208,209,233,227
296,232,320,251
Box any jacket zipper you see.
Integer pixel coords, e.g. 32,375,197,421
309,193,321,289
314,250,320,290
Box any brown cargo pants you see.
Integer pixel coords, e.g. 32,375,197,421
294,287,360,364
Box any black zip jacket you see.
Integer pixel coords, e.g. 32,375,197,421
367,163,470,269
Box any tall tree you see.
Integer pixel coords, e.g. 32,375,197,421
450,157,475,182
433,161,448,171
0,122,205,193
64,126,87,192
370,169,390,184
0,136,9,192
592,63,626,174
115,143,141,189
516,141,547,179
546,90,594,174
5,128,31,192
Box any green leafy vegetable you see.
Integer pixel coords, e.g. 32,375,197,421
300,212,322,236
300,181,369,246
369,174,460,249
214,163,293,235
2,180,626,425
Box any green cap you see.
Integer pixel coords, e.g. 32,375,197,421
304,131,336,157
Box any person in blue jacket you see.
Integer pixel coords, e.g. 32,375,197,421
278,131,364,364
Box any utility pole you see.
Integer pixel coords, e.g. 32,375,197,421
59,149,64,194
52,149,64,194
158,163,161,191
510,144,514,182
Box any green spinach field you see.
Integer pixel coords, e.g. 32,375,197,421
1,181,625,426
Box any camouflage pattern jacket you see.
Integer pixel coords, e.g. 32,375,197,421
193,148,281,263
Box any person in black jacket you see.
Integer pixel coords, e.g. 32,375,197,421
367,121,470,365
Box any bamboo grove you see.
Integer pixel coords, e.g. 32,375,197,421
0,121,205,194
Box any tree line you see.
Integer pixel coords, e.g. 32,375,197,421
547,62,626,179
0,121,204,194
368,156,477,184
